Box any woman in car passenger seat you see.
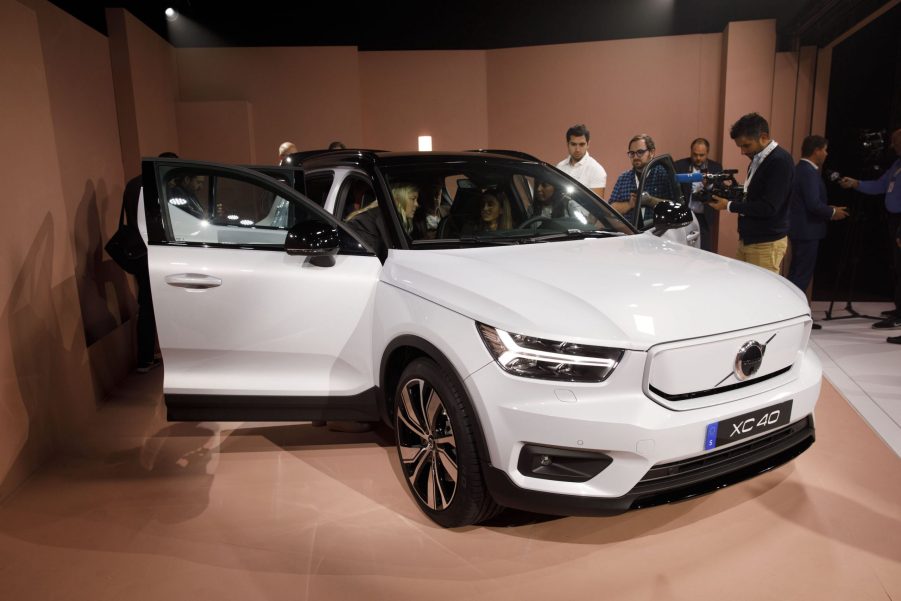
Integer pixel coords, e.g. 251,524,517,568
531,180,567,217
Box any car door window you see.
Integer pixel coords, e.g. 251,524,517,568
155,164,361,251
635,155,682,231
304,171,334,207
335,174,377,221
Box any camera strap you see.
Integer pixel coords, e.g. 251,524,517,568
745,140,778,193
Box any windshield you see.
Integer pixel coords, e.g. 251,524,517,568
378,160,635,249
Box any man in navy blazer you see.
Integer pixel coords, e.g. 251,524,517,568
787,135,848,298
674,138,722,251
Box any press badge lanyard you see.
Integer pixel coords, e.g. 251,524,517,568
889,163,900,195
744,140,778,193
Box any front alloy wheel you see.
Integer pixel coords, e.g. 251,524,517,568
396,377,458,511
394,358,500,527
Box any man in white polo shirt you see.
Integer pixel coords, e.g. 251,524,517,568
556,124,607,198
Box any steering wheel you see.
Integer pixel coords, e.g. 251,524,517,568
519,216,570,231
519,216,552,229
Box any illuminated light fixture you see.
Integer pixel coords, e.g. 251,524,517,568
418,136,432,152
239,219,253,226
227,214,239,220
165,7,178,21
169,197,187,206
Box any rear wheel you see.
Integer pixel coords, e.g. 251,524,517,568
394,358,500,527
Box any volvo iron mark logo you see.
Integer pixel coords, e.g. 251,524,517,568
734,340,765,381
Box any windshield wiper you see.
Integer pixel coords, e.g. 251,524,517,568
516,230,627,243
457,235,524,246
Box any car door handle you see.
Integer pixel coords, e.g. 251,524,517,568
686,231,700,242
164,273,222,289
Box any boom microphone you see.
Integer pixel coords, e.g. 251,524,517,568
675,172,704,184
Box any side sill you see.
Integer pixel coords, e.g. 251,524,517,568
165,388,380,422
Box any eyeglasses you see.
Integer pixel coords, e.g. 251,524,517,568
626,149,650,158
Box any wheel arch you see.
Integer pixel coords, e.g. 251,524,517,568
378,335,493,466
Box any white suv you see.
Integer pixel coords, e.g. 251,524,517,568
138,151,821,527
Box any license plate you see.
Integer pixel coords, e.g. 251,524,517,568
704,400,792,450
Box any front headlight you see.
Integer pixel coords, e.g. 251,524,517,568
477,323,624,383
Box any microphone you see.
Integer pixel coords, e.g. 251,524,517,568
675,172,704,184
825,169,842,183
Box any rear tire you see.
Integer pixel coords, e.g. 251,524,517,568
394,358,500,527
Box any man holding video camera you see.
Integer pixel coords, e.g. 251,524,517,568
839,128,901,336
674,138,722,251
709,113,794,274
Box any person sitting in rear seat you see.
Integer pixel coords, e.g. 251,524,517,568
346,183,419,258
167,174,206,219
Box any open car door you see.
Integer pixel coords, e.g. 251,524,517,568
140,158,381,422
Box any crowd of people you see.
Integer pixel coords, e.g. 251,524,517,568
554,116,900,341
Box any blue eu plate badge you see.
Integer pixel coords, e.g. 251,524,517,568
705,423,719,450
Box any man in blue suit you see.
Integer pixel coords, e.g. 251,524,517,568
787,135,848,322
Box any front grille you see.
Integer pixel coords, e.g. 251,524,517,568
649,365,793,402
627,415,814,507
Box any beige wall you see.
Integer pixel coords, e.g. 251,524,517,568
486,34,724,174
717,19,778,259
791,46,818,158
176,47,363,163
360,50,489,151
1,0,128,500
771,51,799,154
811,47,832,136
107,8,180,177
177,101,256,163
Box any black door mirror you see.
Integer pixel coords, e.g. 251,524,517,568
285,220,340,266
651,201,693,236
635,154,685,231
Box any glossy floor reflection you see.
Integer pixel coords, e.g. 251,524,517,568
1,362,900,600
810,301,901,457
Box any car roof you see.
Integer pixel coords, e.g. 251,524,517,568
294,149,546,171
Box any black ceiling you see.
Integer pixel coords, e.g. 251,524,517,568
49,0,892,51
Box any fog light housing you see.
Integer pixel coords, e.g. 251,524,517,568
517,444,613,482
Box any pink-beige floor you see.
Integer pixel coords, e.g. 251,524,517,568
0,368,899,600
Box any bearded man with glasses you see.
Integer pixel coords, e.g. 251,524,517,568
608,134,669,218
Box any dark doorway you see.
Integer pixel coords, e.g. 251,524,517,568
815,3,901,303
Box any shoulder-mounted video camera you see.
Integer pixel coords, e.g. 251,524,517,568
697,170,743,203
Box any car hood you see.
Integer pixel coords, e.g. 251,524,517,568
382,235,809,349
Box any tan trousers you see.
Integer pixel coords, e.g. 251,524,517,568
736,237,788,274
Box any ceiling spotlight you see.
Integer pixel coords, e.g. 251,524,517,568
165,7,178,21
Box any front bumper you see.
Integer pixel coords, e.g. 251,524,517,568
465,345,822,512
484,415,814,516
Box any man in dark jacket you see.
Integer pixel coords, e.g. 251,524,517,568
709,113,794,273
787,135,848,297
674,137,722,252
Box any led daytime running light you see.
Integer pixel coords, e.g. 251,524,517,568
494,329,616,369
477,323,623,383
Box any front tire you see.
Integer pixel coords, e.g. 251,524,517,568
394,358,500,527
